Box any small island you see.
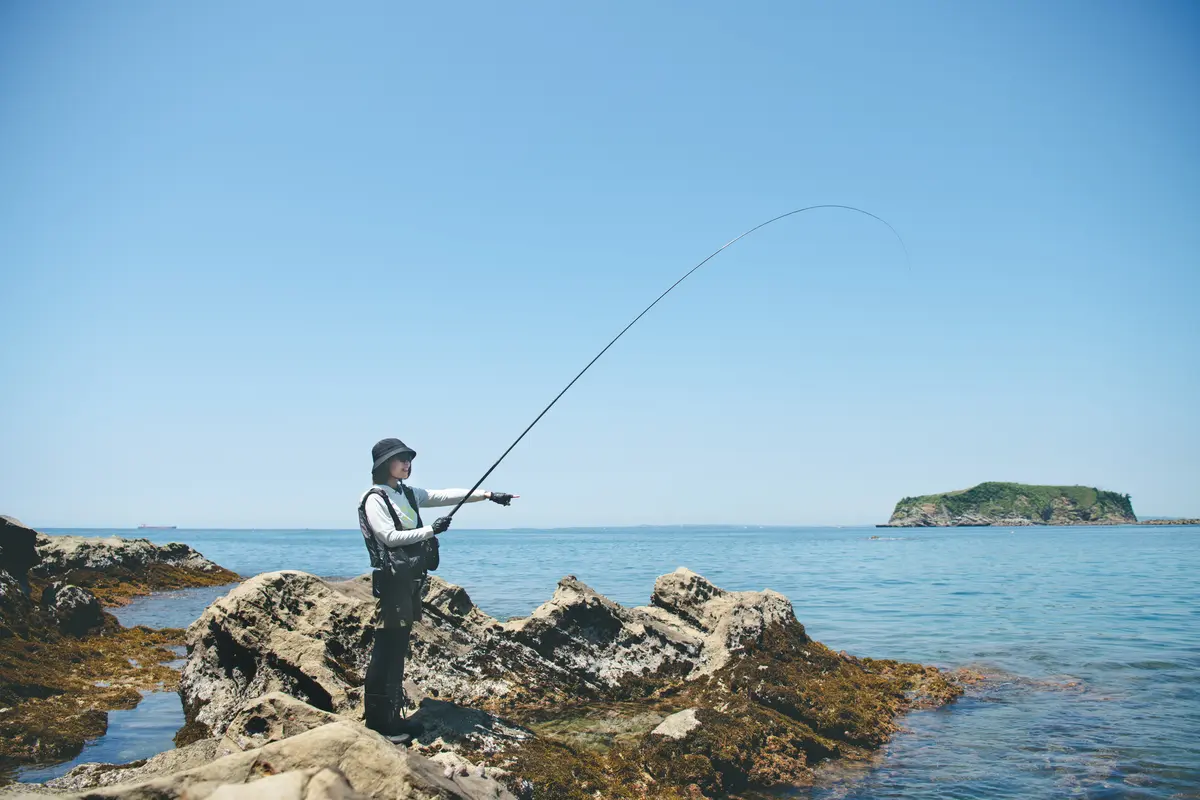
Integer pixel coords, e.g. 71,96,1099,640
880,482,1138,527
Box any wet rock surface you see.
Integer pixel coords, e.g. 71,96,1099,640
174,567,962,798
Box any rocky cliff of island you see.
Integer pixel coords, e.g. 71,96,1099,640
883,482,1137,527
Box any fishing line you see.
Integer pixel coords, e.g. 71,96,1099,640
447,204,910,519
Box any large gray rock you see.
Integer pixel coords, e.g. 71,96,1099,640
43,695,340,794
178,572,375,736
179,567,799,739
31,534,229,578
39,582,104,636
644,567,796,674
36,721,514,800
41,692,516,797
205,767,363,800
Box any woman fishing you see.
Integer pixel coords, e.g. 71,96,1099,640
352,207,901,743
358,437,517,742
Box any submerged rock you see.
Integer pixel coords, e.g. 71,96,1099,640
177,568,962,797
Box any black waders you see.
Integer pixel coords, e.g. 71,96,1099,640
363,623,413,740
358,485,435,743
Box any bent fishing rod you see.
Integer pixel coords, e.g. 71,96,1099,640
446,204,910,520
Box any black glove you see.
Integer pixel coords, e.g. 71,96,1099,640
488,492,514,506
431,517,452,534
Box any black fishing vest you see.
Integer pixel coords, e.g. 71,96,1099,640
358,485,438,574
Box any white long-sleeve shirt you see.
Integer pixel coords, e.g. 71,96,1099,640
360,484,487,548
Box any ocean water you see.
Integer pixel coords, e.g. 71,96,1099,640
22,524,1200,798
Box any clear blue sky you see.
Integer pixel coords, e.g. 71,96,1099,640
1,1,1197,529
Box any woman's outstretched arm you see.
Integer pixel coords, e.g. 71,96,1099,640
412,487,490,508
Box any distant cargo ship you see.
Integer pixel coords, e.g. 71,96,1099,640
137,524,177,530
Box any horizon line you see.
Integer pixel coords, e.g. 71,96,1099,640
31,519,1192,533
37,523,881,532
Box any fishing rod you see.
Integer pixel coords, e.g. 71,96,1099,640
446,204,910,520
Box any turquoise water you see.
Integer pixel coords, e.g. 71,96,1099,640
24,525,1200,798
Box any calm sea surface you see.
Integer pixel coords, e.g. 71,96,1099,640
21,525,1200,798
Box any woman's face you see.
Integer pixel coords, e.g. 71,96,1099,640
389,456,412,481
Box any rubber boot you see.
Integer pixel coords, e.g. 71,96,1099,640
363,693,394,737
391,705,424,740
385,680,423,741
366,693,410,743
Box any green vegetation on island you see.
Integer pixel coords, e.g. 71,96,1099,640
884,482,1136,527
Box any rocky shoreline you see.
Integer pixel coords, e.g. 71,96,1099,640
3,521,969,798
29,531,240,606
0,517,238,775
8,564,965,799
